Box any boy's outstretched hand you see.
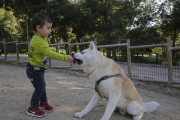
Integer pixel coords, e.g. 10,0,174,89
68,56,74,64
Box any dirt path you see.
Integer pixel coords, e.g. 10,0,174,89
0,63,180,120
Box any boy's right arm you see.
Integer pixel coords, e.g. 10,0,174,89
42,46,69,62
67,56,74,64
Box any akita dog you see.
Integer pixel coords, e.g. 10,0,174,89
72,42,159,120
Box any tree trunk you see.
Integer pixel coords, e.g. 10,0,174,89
77,38,83,52
112,48,117,61
156,54,159,64
107,48,111,58
172,28,177,65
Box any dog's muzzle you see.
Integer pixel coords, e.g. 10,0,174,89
72,53,83,65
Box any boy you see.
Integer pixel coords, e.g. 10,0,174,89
26,13,74,117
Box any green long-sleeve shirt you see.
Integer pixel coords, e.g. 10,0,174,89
28,36,69,68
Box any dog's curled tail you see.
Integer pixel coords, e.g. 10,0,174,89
143,101,160,113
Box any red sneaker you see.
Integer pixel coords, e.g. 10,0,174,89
27,107,46,117
40,101,53,112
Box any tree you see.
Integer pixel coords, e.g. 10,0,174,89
159,0,180,64
78,0,142,60
0,8,20,41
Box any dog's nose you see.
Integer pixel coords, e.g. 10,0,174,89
72,53,75,58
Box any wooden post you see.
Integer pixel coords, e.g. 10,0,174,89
127,39,132,78
3,39,7,61
167,39,173,85
16,39,19,63
27,39,30,54
47,39,51,66
68,39,72,69
94,37,97,46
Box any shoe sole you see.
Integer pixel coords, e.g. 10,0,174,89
27,112,46,117
39,107,53,112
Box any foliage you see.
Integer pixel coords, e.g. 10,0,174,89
0,8,20,41
0,0,180,64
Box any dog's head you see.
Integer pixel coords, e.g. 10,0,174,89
72,42,99,68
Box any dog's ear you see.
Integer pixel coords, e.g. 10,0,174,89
90,42,97,51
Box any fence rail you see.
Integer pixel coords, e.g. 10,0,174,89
97,43,128,48
69,41,94,46
168,47,180,51
0,38,179,87
4,41,16,44
128,43,169,49
16,42,29,45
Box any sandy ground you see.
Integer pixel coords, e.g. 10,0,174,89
0,63,180,120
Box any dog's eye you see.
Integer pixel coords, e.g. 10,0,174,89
81,52,84,54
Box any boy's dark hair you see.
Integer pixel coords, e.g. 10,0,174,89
32,13,52,32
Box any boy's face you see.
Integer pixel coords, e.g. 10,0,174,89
36,21,52,38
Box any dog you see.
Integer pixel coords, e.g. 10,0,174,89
72,42,159,120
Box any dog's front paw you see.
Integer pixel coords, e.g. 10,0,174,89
133,116,142,120
74,112,86,118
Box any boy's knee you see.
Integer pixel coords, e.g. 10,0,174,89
35,86,45,92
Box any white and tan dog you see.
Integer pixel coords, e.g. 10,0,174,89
72,42,159,120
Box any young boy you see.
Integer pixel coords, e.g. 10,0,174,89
26,13,74,117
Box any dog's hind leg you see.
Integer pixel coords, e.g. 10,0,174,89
74,92,102,118
127,101,144,120
119,107,127,115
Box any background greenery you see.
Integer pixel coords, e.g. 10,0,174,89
0,0,180,65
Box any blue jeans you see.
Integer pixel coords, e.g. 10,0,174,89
26,65,47,109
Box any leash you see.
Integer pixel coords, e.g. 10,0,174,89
95,74,122,98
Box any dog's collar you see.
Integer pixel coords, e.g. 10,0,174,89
95,74,122,98
88,54,102,76
88,68,97,76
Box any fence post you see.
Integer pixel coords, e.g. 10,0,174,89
167,39,173,85
68,39,72,69
127,39,132,78
94,37,97,46
3,39,7,61
47,39,51,67
28,39,31,53
16,39,19,63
